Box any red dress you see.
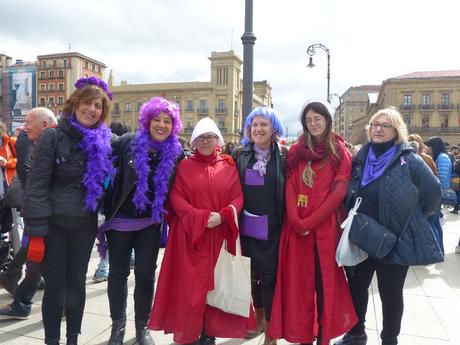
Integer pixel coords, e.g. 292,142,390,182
269,139,358,344
148,151,251,344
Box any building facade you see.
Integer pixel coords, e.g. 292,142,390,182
1,59,36,131
108,50,272,143
375,71,460,145
334,85,380,143
36,52,106,118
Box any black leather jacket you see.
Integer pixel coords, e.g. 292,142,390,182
22,118,97,236
103,133,183,222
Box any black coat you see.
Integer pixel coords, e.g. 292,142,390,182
346,142,443,265
103,133,183,222
21,118,97,237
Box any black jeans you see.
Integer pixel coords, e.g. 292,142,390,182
345,258,409,345
107,225,161,325
251,271,276,320
42,221,96,344
12,259,42,314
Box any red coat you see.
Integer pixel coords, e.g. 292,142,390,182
269,143,358,344
148,152,252,344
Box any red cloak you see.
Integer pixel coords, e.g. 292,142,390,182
148,152,251,344
269,142,358,344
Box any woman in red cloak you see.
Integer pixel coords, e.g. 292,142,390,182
148,117,251,345
269,100,357,345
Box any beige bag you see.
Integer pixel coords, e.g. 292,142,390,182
206,205,251,317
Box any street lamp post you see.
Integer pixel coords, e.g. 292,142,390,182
306,43,330,102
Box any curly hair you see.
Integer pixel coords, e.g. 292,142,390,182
138,97,182,136
62,84,111,123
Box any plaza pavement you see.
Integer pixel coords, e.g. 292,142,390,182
1,210,460,345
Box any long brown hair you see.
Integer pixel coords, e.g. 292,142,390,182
62,84,111,124
299,101,339,187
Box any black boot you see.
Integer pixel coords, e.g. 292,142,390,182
108,317,126,345
66,334,78,345
135,320,154,345
0,246,27,295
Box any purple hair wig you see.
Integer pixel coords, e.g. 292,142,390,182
138,97,182,135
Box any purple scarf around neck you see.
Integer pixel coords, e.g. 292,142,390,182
361,144,397,188
253,143,271,176
132,129,182,223
69,116,115,212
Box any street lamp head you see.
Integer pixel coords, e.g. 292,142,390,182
307,56,315,68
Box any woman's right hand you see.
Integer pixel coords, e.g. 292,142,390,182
206,212,222,228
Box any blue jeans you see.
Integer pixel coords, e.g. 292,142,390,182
12,260,42,314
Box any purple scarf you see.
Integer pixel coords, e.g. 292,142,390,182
253,144,270,176
132,130,182,223
361,144,397,188
70,117,115,212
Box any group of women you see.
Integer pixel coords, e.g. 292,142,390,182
20,76,442,345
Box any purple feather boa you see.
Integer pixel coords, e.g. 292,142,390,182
132,129,182,223
70,116,116,212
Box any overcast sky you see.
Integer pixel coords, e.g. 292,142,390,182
1,0,460,136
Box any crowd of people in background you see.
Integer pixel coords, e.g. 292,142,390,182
0,76,450,345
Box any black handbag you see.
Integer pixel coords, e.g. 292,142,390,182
3,175,23,209
349,213,399,259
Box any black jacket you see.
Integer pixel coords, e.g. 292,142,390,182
103,133,183,222
21,118,97,236
346,142,443,265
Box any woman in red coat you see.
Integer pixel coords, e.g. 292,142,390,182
269,100,357,345
149,117,251,344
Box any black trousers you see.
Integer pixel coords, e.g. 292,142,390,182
345,258,409,345
42,222,96,344
107,225,161,325
251,271,276,320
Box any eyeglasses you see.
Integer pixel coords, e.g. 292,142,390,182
196,135,218,143
369,122,393,130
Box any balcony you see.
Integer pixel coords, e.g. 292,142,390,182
216,107,227,114
197,108,208,115
418,104,434,110
437,103,454,110
399,104,415,111
408,126,460,134
183,127,194,134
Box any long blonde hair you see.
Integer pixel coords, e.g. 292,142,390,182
300,102,339,187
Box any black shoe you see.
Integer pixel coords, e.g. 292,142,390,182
0,270,20,295
37,277,45,290
66,334,78,345
0,304,30,320
199,333,216,345
334,332,367,345
108,318,126,345
135,326,154,345
450,210,459,214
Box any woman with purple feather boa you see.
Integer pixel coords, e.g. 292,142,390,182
100,97,183,345
21,77,115,345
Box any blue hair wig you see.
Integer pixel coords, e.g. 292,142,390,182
242,106,285,145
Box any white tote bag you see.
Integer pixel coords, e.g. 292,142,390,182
335,197,368,267
206,205,251,317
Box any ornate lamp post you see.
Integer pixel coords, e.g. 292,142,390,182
307,43,330,102
241,0,256,128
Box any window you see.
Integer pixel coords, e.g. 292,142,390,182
58,97,64,105
63,59,67,68
42,61,46,68
58,83,64,91
218,118,225,129
49,71,54,79
40,84,45,91
91,63,95,71
199,99,208,112
53,60,57,67
40,98,45,106
217,99,226,112
441,93,449,105
85,61,89,69
217,67,228,85
441,114,449,128
58,70,64,78
113,103,120,115
40,71,46,79
125,102,132,112
136,102,143,112
422,94,431,106
48,97,54,106
186,118,193,128
49,84,54,91
403,95,412,106
98,66,101,73
422,114,430,128
403,114,411,125
186,100,193,111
